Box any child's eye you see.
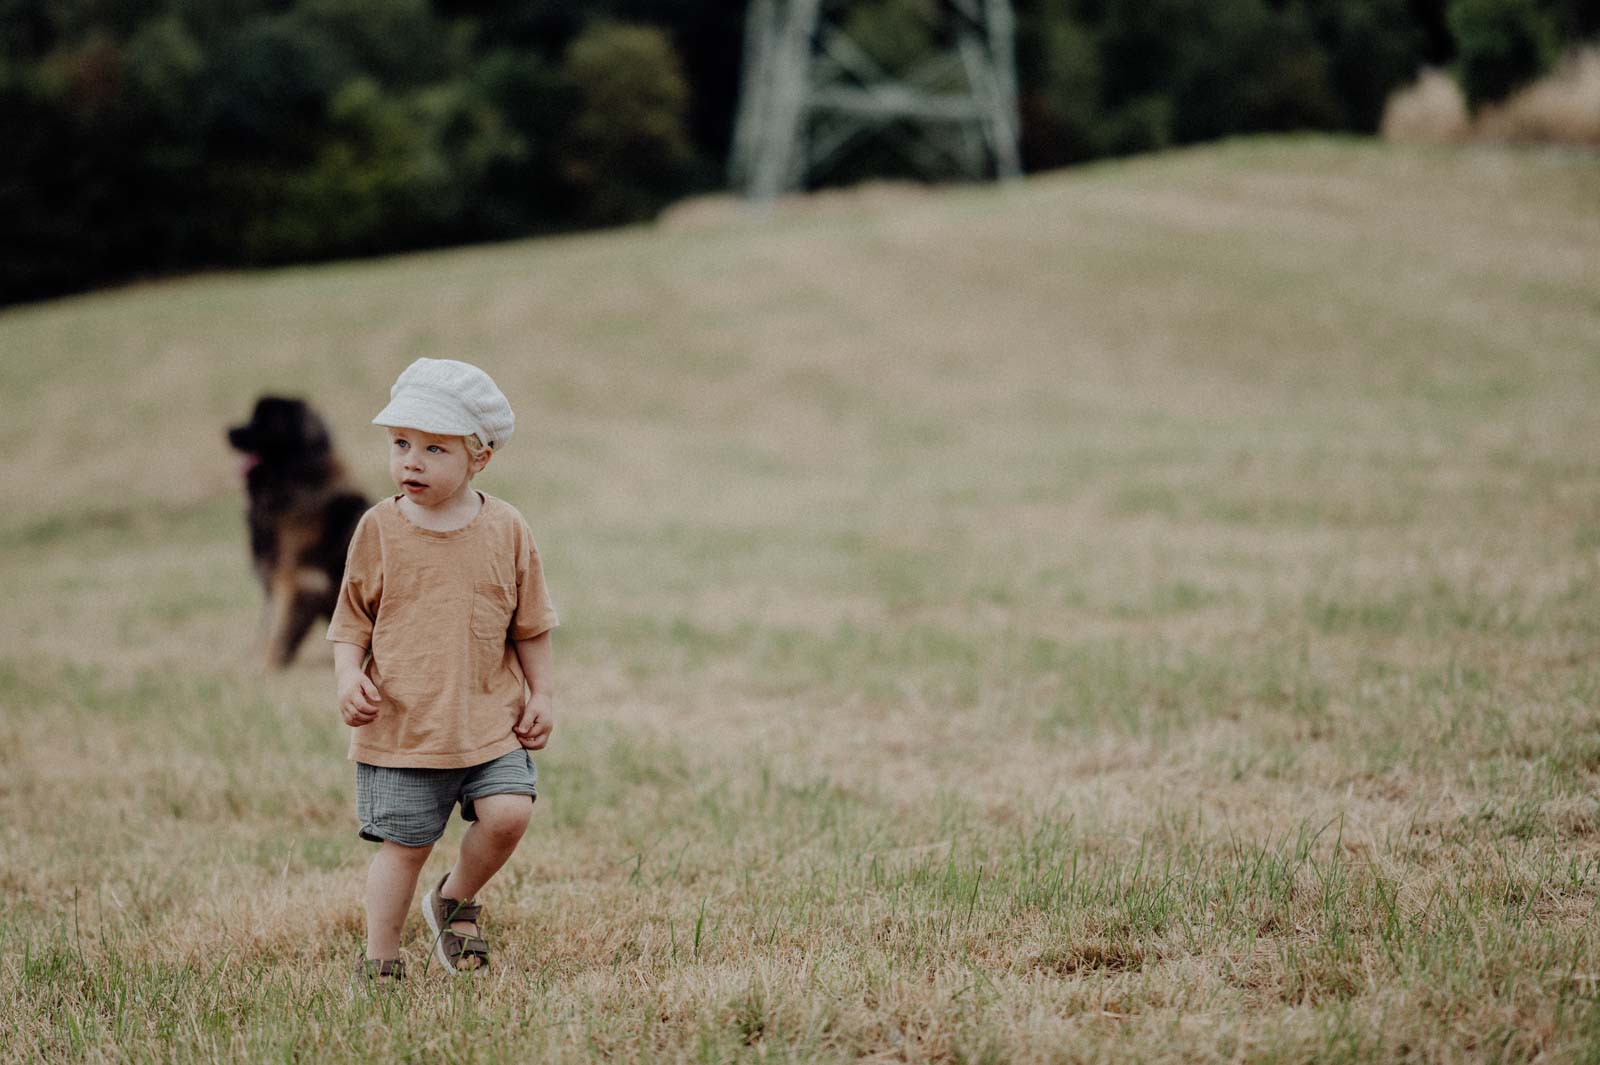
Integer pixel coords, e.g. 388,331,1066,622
428,445,443,453
393,439,408,449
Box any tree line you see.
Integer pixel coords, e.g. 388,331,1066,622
1,0,1592,304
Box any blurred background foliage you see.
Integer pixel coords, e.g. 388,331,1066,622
0,0,1593,303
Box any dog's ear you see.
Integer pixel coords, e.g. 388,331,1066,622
249,397,326,458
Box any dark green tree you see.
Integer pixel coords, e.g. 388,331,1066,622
559,23,695,225
1449,0,1557,110
1016,1,1104,165
1297,0,1426,131
466,49,581,232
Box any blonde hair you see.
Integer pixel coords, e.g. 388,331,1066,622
464,433,491,475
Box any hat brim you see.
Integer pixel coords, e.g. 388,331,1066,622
372,395,482,439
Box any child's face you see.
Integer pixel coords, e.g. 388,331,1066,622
387,428,489,506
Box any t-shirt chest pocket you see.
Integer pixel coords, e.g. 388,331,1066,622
471,581,515,640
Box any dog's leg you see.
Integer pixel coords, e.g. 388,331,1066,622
262,523,321,668
277,571,334,667
263,564,300,669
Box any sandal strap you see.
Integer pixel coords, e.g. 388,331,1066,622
360,958,406,979
429,877,490,971
444,899,482,923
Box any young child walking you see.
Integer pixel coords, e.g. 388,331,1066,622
328,358,558,980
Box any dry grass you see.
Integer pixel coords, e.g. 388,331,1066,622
3,137,1600,1062
1478,47,1600,147
1383,48,1600,148
1380,69,1471,144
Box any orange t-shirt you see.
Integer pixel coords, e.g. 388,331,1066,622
326,492,559,768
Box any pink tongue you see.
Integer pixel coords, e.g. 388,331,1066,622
240,454,260,476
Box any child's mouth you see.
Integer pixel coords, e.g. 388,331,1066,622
403,480,427,491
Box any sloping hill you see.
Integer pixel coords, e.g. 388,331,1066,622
4,137,1596,534
4,137,1600,1061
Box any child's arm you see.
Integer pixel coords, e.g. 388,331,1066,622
327,509,384,729
333,641,383,727
512,630,554,750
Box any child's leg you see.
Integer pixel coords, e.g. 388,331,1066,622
366,840,433,960
440,794,532,911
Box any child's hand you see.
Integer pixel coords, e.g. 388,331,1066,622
515,691,554,750
338,669,383,727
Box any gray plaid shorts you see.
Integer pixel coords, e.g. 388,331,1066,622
355,747,537,847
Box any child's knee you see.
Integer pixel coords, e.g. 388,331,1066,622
378,839,434,866
474,795,532,840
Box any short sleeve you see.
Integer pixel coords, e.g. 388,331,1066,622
326,509,383,648
510,518,559,640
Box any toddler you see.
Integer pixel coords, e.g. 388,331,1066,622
328,358,558,980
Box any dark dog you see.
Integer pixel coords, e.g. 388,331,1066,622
227,397,369,667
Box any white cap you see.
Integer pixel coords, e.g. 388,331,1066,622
372,358,515,449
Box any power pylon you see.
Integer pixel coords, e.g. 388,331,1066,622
730,0,1021,202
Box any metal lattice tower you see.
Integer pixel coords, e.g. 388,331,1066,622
730,0,1021,202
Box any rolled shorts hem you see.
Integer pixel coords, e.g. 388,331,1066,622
358,823,450,847
355,748,537,846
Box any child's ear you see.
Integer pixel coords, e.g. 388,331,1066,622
474,448,493,475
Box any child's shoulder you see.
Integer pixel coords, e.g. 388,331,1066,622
476,491,529,517
477,491,519,518
476,492,535,536
353,496,399,531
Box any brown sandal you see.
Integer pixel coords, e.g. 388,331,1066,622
422,873,489,972
354,958,406,984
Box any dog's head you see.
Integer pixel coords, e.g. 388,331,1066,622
227,397,333,476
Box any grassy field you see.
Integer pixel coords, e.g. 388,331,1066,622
3,136,1600,1063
